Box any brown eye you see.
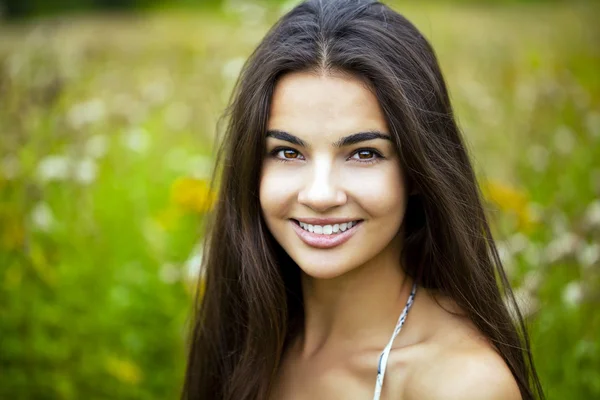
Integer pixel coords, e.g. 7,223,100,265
356,150,374,159
349,148,383,164
272,148,304,161
282,149,299,159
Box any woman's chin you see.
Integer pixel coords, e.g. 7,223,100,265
294,258,360,280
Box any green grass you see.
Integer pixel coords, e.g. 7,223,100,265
1,2,599,398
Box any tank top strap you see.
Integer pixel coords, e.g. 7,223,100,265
372,282,417,400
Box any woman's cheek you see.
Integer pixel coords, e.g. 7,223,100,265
260,165,298,216
343,166,405,217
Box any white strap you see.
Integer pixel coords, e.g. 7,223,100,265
372,283,417,400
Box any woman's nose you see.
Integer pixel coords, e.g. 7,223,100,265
297,157,347,212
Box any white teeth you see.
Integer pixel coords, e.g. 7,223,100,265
297,220,360,234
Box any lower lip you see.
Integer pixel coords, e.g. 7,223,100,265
290,220,362,249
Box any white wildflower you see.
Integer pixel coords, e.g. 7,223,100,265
185,242,205,280
67,98,106,129
30,202,55,232
37,155,70,182
507,232,529,255
562,281,584,307
142,77,171,105
496,241,510,261
73,158,97,185
583,199,600,229
577,243,600,269
545,232,582,264
122,127,150,154
85,134,109,159
521,271,542,293
496,241,514,277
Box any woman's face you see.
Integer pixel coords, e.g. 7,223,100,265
260,71,407,279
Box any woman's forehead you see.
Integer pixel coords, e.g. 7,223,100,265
267,71,388,141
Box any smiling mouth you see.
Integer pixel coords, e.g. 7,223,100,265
290,219,363,249
291,219,363,235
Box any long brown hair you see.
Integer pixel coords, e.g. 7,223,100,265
181,0,544,399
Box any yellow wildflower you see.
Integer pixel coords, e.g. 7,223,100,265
170,177,217,214
104,355,143,385
481,180,535,231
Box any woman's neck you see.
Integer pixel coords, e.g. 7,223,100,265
296,243,413,359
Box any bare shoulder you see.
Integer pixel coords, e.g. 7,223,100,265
400,289,522,400
404,345,522,400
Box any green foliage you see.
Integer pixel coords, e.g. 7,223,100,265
0,2,599,399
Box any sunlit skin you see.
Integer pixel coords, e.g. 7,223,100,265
261,71,407,281
260,71,521,400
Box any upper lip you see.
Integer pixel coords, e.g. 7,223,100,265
292,217,363,225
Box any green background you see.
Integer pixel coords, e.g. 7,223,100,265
1,0,599,398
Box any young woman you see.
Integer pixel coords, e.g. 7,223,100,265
182,0,544,399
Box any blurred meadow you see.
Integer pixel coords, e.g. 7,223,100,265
0,0,599,398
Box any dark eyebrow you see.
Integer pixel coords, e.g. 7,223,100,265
265,129,391,148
